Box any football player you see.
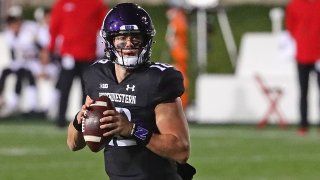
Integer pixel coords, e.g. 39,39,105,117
67,3,195,180
0,12,38,116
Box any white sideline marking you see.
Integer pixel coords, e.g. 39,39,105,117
0,147,48,156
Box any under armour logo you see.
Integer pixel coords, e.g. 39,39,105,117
126,84,135,91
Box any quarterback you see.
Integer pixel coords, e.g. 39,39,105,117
67,3,195,179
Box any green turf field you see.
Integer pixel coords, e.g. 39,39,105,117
1,119,320,180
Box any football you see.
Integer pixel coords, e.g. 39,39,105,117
82,96,115,152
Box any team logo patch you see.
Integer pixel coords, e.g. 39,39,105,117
99,83,109,89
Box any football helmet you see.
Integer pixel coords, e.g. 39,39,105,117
100,3,156,69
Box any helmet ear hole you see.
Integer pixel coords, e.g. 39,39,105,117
100,3,156,69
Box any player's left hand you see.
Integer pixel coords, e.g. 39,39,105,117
99,110,133,137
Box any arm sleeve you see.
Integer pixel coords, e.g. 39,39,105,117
48,1,62,52
285,3,296,36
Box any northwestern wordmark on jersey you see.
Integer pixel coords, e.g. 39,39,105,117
99,92,136,105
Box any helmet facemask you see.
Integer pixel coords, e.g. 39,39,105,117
111,32,151,69
101,30,153,69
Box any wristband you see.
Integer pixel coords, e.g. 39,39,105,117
73,112,82,132
131,124,152,146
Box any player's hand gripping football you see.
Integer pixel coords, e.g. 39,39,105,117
99,109,133,138
76,99,94,126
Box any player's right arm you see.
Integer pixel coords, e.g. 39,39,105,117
67,96,93,151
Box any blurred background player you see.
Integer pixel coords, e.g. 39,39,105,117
285,0,320,135
0,6,40,117
32,7,60,118
48,0,108,127
165,4,189,109
33,7,60,81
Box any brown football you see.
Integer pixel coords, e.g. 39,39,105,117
82,96,115,152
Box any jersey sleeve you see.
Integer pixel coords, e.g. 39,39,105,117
153,67,185,104
83,59,114,100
